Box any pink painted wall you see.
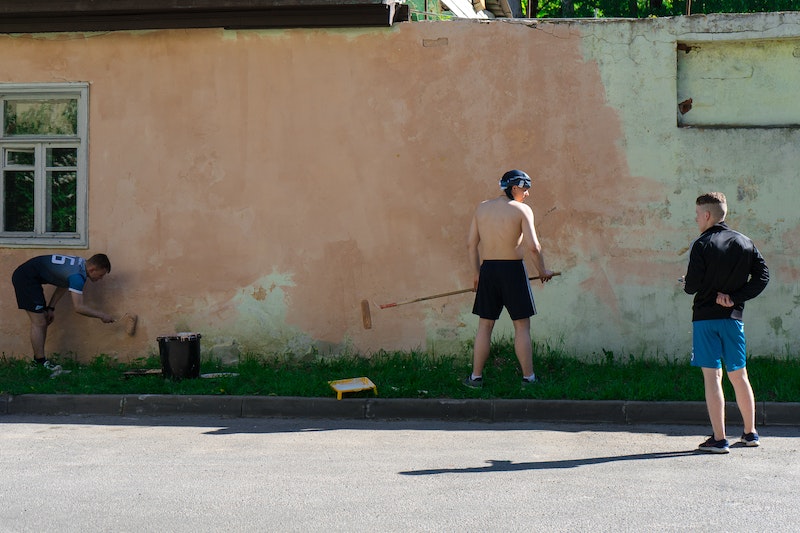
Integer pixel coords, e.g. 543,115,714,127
3,16,796,362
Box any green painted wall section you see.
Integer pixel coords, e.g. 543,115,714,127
569,14,800,357
677,39,800,127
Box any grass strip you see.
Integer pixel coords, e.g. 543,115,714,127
1,339,798,402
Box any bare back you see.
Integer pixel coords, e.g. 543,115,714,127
471,196,534,260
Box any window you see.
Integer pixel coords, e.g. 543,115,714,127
677,39,800,128
1,83,88,247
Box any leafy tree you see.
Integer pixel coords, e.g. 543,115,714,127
410,0,798,19
2,99,78,233
525,0,799,17
3,172,34,231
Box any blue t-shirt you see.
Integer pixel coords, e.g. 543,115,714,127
29,255,88,294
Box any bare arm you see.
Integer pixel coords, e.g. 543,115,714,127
520,206,554,282
70,291,115,323
43,287,70,324
48,287,68,308
467,215,482,289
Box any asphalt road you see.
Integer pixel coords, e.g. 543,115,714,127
1,415,798,532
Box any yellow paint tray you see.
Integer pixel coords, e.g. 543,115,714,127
328,376,378,400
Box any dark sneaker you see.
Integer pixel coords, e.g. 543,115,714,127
462,375,483,389
698,436,730,454
521,376,538,388
740,432,760,447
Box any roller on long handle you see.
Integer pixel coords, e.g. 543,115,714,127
378,272,561,310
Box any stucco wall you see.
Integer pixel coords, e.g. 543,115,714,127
1,12,798,362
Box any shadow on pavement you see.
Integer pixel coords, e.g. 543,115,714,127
3,415,800,441
399,450,702,475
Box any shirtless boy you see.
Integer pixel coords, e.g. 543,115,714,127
464,170,554,388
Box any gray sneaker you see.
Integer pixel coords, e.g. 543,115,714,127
43,360,62,372
43,360,71,377
521,376,538,388
462,375,483,389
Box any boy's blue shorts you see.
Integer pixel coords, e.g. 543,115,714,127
691,319,747,371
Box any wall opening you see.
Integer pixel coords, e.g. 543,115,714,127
677,39,800,128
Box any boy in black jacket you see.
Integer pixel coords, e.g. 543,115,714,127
684,192,769,453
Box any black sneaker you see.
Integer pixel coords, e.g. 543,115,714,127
740,432,760,447
32,358,58,370
521,376,538,388
462,375,483,389
698,436,730,454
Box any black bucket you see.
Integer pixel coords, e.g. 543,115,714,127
157,332,201,380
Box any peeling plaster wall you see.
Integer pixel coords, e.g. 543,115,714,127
677,38,800,127
1,12,799,362
576,13,800,357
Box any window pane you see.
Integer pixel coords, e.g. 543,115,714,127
46,147,77,168
3,99,78,136
47,170,77,232
0,84,87,245
3,170,34,231
5,147,35,166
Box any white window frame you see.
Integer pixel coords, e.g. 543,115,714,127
0,82,89,248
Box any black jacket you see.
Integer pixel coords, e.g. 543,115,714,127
684,222,769,321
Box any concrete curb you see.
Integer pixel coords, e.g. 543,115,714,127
2,394,799,425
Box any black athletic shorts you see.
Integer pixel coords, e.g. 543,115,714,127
472,260,536,320
11,263,47,313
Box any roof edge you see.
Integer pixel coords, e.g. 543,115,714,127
0,0,410,31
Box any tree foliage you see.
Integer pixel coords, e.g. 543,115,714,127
529,0,800,17
2,99,78,233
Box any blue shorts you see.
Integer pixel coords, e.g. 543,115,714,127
472,260,536,320
691,319,747,371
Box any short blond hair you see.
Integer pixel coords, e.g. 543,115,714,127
696,192,727,222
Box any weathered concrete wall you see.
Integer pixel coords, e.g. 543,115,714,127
1,12,798,362
574,13,800,357
677,38,800,127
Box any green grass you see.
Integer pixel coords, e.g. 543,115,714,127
1,338,798,402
